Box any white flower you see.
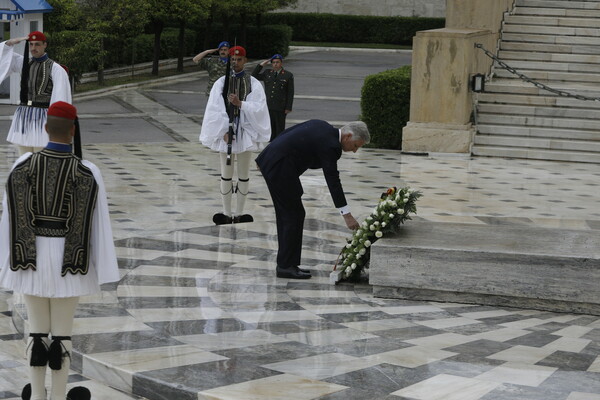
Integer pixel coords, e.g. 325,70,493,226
380,211,386,216
366,216,372,222
374,221,380,226
404,196,409,202
369,224,375,231
345,243,351,249
356,254,361,260
359,248,366,255
389,213,394,219
387,200,394,206
397,208,403,214
362,221,368,228
351,263,357,270
345,266,352,274
375,231,383,238
381,222,387,228
364,240,371,247
356,229,363,236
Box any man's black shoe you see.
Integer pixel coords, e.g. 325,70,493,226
213,213,233,225
276,266,311,279
67,386,91,400
298,266,311,274
233,214,254,223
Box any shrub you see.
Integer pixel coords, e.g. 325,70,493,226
361,66,411,149
264,13,444,45
47,31,104,83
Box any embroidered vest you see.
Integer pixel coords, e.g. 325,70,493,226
6,150,98,275
28,58,54,106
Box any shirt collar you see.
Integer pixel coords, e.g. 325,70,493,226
32,54,49,62
45,141,72,153
233,70,245,78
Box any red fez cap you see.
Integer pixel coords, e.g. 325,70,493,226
48,101,77,120
28,31,47,42
229,46,246,57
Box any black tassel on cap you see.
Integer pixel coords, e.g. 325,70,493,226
48,335,71,370
19,40,29,105
28,333,48,366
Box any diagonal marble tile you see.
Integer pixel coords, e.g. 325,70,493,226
116,285,208,297
278,328,378,346
487,345,556,364
262,352,379,380
392,373,499,400
126,307,232,323
199,373,348,400
362,345,457,368
173,329,291,351
476,362,557,387
404,332,479,349
73,316,152,335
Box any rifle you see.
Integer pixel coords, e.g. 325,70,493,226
222,49,235,165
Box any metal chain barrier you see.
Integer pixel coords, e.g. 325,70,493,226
475,43,600,102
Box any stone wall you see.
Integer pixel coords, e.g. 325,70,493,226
275,0,446,18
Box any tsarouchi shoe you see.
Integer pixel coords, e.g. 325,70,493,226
213,213,233,225
67,386,91,400
233,214,254,223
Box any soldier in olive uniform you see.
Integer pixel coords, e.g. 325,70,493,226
193,41,230,96
252,54,294,141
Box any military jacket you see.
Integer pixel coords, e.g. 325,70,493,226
252,65,294,112
200,57,228,96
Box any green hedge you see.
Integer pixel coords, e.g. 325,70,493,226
47,31,104,81
122,27,199,66
198,24,293,59
263,13,444,45
361,66,411,149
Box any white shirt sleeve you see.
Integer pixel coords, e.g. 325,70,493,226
83,160,120,285
0,41,23,83
50,63,72,104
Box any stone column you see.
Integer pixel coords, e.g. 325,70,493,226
401,0,514,154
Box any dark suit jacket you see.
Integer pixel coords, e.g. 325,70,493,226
252,65,294,112
256,119,347,208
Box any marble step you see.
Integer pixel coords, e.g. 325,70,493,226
502,32,600,46
477,124,600,141
500,41,600,55
504,22,600,36
370,221,600,313
477,92,600,110
516,0,600,10
493,58,600,74
473,134,600,153
477,112,600,131
471,144,600,163
497,50,600,65
478,101,600,120
485,79,600,97
515,6,600,17
493,68,600,84
505,15,600,29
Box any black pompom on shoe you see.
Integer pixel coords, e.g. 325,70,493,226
21,383,31,400
233,214,253,223
213,213,233,225
67,386,91,400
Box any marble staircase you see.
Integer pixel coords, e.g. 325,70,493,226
472,0,600,163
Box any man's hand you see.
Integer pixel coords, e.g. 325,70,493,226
6,37,27,46
228,93,242,108
343,213,360,230
192,48,218,64
260,59,270,67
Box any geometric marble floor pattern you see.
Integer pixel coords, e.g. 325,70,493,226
0,136,599,399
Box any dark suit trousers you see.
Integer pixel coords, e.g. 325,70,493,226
269,110,287,141
262,162,305,268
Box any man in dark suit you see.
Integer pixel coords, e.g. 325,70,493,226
256,119,370,279
252,54,294,141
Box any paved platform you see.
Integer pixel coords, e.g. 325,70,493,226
0,48,599,400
